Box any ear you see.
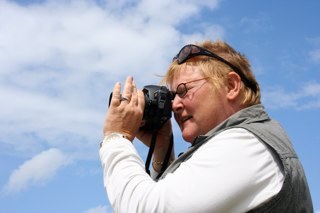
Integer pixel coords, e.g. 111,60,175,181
226,72,242,101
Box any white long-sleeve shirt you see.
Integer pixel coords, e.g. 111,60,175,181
100,128,284,213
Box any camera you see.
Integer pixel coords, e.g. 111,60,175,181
141,85,172,132
109,85,172,132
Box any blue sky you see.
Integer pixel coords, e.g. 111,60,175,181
0,0,319,212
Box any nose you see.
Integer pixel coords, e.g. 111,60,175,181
172,95,184,113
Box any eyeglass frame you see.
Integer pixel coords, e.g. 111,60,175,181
171,78,209,99
172,44,257,93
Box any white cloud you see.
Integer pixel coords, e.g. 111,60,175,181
262,82,320,110
83,205,111,213
0,85,104,158
0,0,223,160
0,0,221,76
2,148,72,194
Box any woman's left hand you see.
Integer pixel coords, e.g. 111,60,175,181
103,76,145,141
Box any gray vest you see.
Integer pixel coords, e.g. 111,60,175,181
160,104,313,212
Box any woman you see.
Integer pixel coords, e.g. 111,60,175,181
100,40,313,212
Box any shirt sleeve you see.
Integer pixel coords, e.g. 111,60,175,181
99,128,284,213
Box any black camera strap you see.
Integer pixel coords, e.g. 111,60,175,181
145,131,173,179
145,131,158,175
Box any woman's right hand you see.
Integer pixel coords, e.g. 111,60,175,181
136,120,175,171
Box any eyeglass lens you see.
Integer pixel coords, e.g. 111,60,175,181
176,83,187,98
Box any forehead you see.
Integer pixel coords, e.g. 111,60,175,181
170,65,203,89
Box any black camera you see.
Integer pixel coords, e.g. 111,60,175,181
109,85,172,132
141,85,172,132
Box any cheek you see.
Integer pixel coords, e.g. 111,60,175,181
187,94,208,113
192,98,217,126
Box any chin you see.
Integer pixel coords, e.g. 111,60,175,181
180,121,201,142
182,131,197,143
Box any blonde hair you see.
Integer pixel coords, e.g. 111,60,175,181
163,40,261,107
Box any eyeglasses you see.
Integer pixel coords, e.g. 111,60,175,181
171,78,208,99
172,44,257,93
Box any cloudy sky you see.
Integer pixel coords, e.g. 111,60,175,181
0,0,319,212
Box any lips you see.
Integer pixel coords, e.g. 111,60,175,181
181,115,192,123
174,113,193,129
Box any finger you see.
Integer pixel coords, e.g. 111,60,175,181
132,80,137,94
122,76,133,102
110,82,121,106
131,80,138,105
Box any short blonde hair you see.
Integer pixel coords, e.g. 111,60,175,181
163,40,261,107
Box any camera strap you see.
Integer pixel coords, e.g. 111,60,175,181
145,131,158,175
145,131,173,179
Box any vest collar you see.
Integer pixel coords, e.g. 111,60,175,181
193,104,270,146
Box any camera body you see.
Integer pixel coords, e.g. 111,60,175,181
141,85,172,132
109,85,172,132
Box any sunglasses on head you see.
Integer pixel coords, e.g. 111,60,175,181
172,44,257,93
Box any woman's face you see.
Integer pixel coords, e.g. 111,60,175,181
171,64,229,143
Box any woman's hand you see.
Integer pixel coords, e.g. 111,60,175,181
103,76,145,141
136,120,173,149
137,120,175,171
